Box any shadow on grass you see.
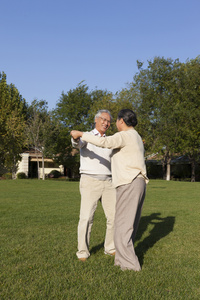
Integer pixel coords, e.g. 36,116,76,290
135,213,175,266
90,213,175,264
90,242,104,255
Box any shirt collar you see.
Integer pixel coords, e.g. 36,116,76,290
92,128,106,137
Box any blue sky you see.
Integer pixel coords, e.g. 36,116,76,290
1,0,200,110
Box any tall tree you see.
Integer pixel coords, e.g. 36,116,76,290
53,82,99,176
133,57,184,180
55,81,93,131
89,87,139,135
26,99,59,179
114,84,143,134
0,72,27,177
178,57,200,181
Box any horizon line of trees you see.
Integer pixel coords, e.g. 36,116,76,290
1,55,200,181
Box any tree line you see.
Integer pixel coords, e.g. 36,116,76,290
1,56,200,181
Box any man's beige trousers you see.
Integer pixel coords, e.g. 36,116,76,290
76,175,116,259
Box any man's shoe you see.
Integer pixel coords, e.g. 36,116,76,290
78,257,87,262
104,251,115,256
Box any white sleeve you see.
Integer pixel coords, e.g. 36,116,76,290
71,137,87,149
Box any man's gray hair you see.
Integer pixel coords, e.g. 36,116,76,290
94,110,113,122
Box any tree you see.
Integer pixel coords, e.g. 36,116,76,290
89,87,139,136
26,99,60,179
55,81,94,131
53,82,100,177
178,57,200,181
133,57,184,180
114,84,144,135
0,72,27,177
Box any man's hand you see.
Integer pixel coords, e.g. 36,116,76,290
70,130,83,140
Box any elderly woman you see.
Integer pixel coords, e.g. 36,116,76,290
71,109,149,271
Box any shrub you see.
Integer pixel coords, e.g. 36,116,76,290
48,170,61,178
2,173,12,179
146,162,163,179
171,164,191,180
17,172,27,179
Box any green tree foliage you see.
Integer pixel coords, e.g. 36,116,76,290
177,57,200,181
131,56,200,181
54,82,100,175
88,87,139,135
114,85,143,134
133,57,186,180
0,72,27,177
55,81,94,131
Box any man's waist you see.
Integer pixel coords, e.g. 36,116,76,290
81,173,112,181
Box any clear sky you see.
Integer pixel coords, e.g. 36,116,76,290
1,0,200,110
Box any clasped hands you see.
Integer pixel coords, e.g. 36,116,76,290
70,130,83,140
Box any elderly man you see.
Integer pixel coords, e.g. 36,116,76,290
71,109,116,261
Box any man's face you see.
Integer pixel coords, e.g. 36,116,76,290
95,113,111,135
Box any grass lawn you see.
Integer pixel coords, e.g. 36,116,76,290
0,179,200,299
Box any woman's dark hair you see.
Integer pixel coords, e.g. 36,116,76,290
117,109,138,127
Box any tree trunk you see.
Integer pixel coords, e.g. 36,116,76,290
166,156,171,181
166,163,171,181
162,160,166,180
191,159,196,182
12,156,17,179
37,159,40,179
42,152,45,180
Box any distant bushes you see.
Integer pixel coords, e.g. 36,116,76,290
48,170,61,178
146,161,200,181
146,162,163,179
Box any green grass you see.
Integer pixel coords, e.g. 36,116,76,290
0,179,200,299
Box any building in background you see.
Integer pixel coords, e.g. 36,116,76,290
17,149,64,179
